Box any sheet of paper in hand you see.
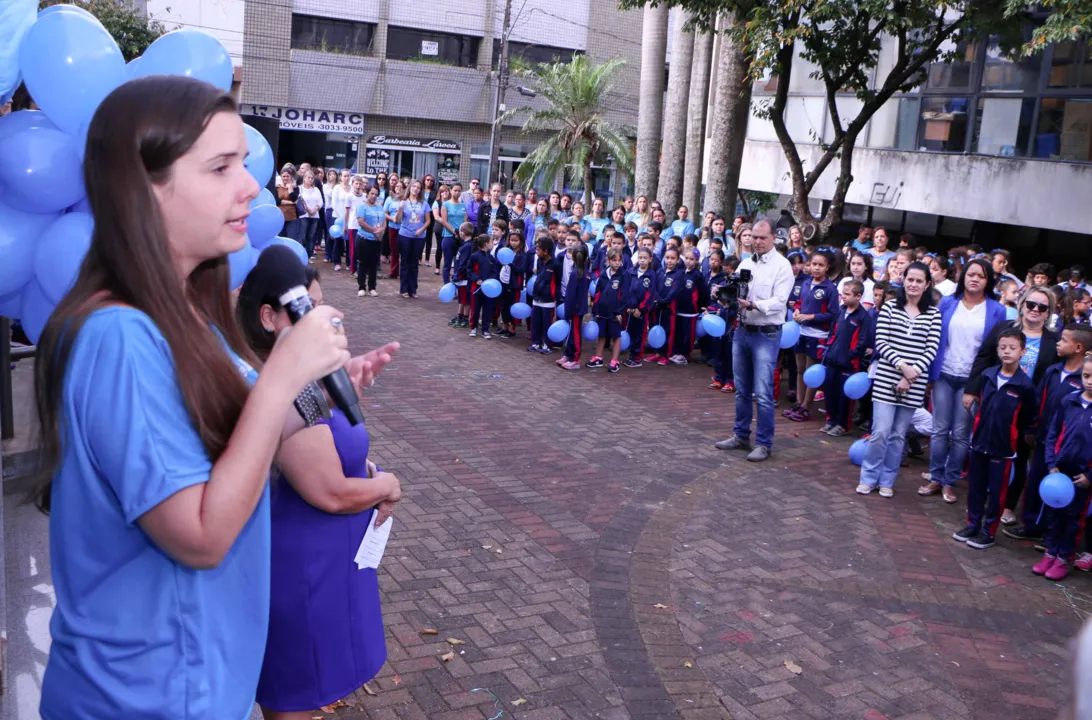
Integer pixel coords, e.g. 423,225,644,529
354,516,392,569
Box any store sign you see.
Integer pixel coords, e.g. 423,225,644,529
368,135,460,151
421,40,439,56
364,147,391,176
243,105,365,135
437,155,460,185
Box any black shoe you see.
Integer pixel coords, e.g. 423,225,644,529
905,436,924,457
966,532,995,550
1002,526,1043,541
448,316,460,326
787,390,798,404
952,525,979,543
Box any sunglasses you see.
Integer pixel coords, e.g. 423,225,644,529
1024,301,1049,312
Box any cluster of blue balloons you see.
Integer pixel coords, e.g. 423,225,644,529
801,365,871,400
0,7,285,342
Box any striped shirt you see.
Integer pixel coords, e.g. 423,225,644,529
872,303,942,408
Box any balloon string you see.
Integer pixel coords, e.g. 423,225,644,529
469,688,504,720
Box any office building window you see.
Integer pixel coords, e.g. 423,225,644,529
1048,39,1092,88
1035,98,1092,161
973,97,1034,156
387,27,481,68
982,37,1041,92
917,97,970,151
290,15,375,56
926,40,978,89
492,41,581,68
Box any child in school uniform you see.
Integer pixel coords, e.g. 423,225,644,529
1004,324,1091,543
529,236,559,354
587,247,628,373
558,247,591,370
467,234,499,338
623,222,639,261
782,251,809,404
497,231,528,339
953,329,1038,550
705,251,738,392
450,222,475,328
817,279,873,437
623,247,656,369
786,249,839,422
699,249,727,367
488,219,509,327
645,246,684,367
1035,352,1092,579
670,247,708,365
639,234,661,272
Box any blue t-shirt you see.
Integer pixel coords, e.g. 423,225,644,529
587,217,611,242
397,198,430,238
354,200,385,240
41,308,268,720
664,219,695,241
383,196,401,231
868,249,896,279
442,201,466,238
1020,335,1041,377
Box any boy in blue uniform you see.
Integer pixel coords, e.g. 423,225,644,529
645,247,684,367
1036,353,1092,579
529,236,559,354
670,248,708,365
623,248,656,369
818,280,873,436
954,329,1039,549
587,248,628,372
450,222,475,328
558,247,591,370
787,249,839,422
1005,324,1091,542
467,234,499,338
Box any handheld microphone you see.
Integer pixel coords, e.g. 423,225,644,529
278,285,364,426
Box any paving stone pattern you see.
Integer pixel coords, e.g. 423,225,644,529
313,263,1084,720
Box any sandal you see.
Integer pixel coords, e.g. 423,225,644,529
942,488,957,504
918,481,942,496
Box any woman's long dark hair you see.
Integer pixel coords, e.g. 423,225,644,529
894,261,936,312
954,257,995,298
32,77,258,513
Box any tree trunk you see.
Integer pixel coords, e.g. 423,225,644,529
584,161,594,208
705,19,753,219
635,3,668,200
682,19,714,215
657,9,694,219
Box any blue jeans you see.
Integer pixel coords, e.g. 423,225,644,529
732,326,781,448
441,236,457,284
860,401,915,489
928,373,972,488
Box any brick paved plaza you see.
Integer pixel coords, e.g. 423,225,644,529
313,265,1084,719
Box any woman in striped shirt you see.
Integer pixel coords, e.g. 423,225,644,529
857,261,942,497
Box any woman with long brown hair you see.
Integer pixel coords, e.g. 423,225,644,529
31,77,366,718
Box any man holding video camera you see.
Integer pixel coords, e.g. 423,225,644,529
715,219,795,462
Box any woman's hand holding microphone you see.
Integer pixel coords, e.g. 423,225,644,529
265,305,351,399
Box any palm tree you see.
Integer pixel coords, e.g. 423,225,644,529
499,55,634,207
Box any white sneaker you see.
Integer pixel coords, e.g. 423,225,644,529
468,329,477,337
856,484,873,495
334,265,341,271
669,354,688,365
369,290,378,297
481,331,491,339
358,290,366,297
878,487,894,498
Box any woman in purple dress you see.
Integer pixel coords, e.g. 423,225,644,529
236,247,403,719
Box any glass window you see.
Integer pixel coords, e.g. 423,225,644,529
1048,39,1092,88
917,96,970,152
1035,98,1092,161
746,99,779,142
974,98,1034,156
926,39,978,89
470,158,489,185
895,97,921,149
785,96,826,144
981,36,1041,92
387,27,481,68
492,41,580,68
290,15,375,56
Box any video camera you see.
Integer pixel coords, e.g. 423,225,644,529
715,268,752,310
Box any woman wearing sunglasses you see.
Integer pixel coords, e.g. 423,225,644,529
963,285,1060,525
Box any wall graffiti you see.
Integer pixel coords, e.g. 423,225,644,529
870,181,904,208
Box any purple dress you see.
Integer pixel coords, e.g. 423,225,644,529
256,410,387,711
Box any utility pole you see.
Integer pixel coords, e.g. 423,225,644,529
486,0,513,188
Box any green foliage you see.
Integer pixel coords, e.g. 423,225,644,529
38,0,167,61
1008,0,1090,53
738,190,778,219
499,54,634,197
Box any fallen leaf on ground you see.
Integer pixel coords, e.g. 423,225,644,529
392,674,402,686
481,545,493,550
784,660,803,674
511,698,528,706
447,638,466,645
420,628,439,635
683,660,693,668
440,651,456,662
320,700,346,712
652,603,669,609
495,548,503,554
1046,610,1056,615
362,683,378,696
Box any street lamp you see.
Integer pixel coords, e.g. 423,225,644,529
516,86,537,97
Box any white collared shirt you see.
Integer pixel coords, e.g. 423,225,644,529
737,249,795,326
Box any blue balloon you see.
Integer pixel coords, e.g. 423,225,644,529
35,212,92,304
582,319,599,342
37,4,101,25
497,247,515,265
848,439,868,466
481,278,502,298
265,237,308,266
844,372,872,400
126,56,143,78
647,325,666,349
0,291,22,320
556,302,566,319
510,302,531,320
20,280,55,344
227,241,256,291
696,318,707,339
328,222,343,239
547,319,570,344
780,320,801,349
20,9,126,135
244,125,274,188
69,196,92,213
1040,472,1076,509
701,313,727,338
134,29,233,91
250,188,275,209
0,125,85,213
803,364,827,389
0,109,56,142
620,330,631,352
0,201,58,295
526,274,536,296
248,204,284,246
438,283,457,303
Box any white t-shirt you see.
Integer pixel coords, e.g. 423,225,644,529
837,276,875,309
323,183,338,212
330,185,354,224
298,186,323,218
346,191,366,229
936,278,957,296
940,298,987,378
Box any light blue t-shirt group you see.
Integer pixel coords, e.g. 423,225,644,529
397,198,430,238
355,200,386,241
383,196,401,232
442,200,466,238
41,308,268,720
586,217,611,242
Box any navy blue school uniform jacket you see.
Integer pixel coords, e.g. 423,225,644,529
532,256,560,304
593,267,627,318
564,268,591,318
788,270,808,314
795,276,839,336
500,248,528,286
453,241,474,282
468,249,499,290
625,267,656,315
676,267,708,315
970,366,1038,459
654,265,685,310
1030,361,1084,441
1045,391,1092,476
819,305,873,370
